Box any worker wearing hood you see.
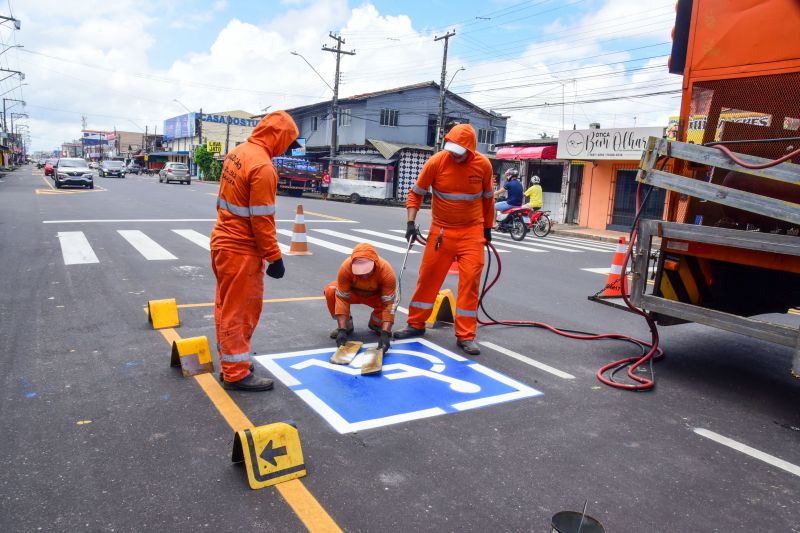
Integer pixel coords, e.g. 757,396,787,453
210,110,301,391
324,242,396,352
394,124,494,356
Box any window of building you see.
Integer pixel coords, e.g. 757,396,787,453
338,108,352,127
380,109,399,127
311,116,318,131
477,128,497,145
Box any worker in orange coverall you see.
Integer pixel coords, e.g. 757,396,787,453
210,110,301,391
324,242,396,352
393,124,494,355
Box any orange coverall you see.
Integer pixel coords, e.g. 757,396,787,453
324,243,397,329
405,124,495,340
210,111,299,382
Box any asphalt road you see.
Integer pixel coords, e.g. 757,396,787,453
1,165,798,532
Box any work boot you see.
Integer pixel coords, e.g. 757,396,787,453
457,339,481,356
220,361,255,383
368,321,382,334
393,326,425,339
222,373,274,392
329,317,354,339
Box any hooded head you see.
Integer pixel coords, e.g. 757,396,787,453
248,110,301,157
350,242,379,276
443,124,477,162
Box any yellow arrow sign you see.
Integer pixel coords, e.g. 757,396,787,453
232,422,306,489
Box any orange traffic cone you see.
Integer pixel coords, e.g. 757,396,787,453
600,237,628,298
447,260,458,275
287,204,312,256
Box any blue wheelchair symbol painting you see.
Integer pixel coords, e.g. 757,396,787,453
253,338,542,433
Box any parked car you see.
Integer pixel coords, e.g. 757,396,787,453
99,160,125,178
37,158,46,169
126,162,143,175
88,161,100,170
54,158,93,189
44,158,58,176
159,162,190,184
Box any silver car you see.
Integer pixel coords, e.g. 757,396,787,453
159,162,190,185
54,158,94,189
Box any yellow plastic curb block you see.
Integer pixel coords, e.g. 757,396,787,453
148,298,180,329
425,289,456,329
170,336,214,377
232,422,307,490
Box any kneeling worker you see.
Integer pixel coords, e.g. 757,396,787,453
324,243,395,352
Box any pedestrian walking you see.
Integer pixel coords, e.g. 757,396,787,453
393,124,494,355
323,243,395,352
210,110,301,391
321,169,330,200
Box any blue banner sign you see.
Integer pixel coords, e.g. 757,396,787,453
163,113,196,141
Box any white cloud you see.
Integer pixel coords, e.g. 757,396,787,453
14,0,679,152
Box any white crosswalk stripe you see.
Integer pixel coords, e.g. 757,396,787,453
492,235,582,253
312,229,420,254
491,240,547,253
118,230,177,260
547,235,618,250
352,228,410,243
276,229,353,254
172,229,210,250
57,231,99,265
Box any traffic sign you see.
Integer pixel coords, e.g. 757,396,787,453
254,338,541,433
207,140,222,153
232,422,307,490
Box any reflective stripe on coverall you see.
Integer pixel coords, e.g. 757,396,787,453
405,124,494,340
210,110,299,382
323,242,397,328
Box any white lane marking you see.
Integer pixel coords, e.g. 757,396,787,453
694,428,800,478
538,236,616,252
276,229,352,254
313,228,420,254
582,267,613,275
353,228,410,243
277,241,290,253
549,235,618,249
479,341,576,379
57,231,99,265
492,235,581,253
172,229,210,250
43,219,356,224
117,230,177,260
491,240,547,253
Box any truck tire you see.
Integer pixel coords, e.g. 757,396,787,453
349,193,361,204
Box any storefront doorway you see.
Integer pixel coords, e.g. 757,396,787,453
608,169,666,231
565,164,583,224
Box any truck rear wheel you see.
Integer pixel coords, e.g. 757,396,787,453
349,193,361,204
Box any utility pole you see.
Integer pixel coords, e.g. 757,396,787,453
434,30,456,153
322,33,355,173
225,116,231,154
81,115,87,158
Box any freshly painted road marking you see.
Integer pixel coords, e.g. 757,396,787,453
537,236,616,252
150,321,341,531
548,235,618,250
172,229,210,250
57,231,100,265
277,229,353,254
353,228,410,243
490,240,548,253
118,230,177,260
312,228,419,254
694,428,800,478
43,218,353,224
479,341,576,379
492,235,582,253
582,267,615,275
255,338,541,434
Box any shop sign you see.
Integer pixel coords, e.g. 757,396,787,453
201,114,259,128
557,127,665,160
206,140,222,153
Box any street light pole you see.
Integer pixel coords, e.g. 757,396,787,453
321,34,355,174
434,30,456,152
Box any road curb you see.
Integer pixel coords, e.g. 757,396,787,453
550,227,627,243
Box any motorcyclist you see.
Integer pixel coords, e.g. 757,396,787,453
524,175,543,211
494,168,523,212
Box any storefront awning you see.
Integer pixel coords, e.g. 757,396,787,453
495,145,557,160
326,154,397,165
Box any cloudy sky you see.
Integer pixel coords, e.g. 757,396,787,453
7,0,680,153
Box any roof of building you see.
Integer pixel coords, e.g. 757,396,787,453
367,139,433,159
279,81,508,120
495,137,558,147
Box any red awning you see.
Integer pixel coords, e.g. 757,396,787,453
495,145,557,160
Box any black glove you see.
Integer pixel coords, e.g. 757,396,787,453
335,328,348,347
484,228,492,243
377,330,391,352
405,221,417,243
266,258,285,279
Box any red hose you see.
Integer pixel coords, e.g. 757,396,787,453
710,143,800,169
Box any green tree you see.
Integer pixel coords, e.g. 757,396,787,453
194,145,214,180
209,159,223,182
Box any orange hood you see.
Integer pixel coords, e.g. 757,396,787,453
444,124,477,160
248,110,299,157
351,242,379,264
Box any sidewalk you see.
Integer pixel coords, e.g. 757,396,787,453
550,224,629,243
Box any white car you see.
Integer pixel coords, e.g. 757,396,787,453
159,162,190,184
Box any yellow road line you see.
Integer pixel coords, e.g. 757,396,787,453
154,327,341,531
302,210,354,222
41,175,55,190
175,296,324,310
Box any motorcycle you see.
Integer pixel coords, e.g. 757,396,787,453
495,205,552,241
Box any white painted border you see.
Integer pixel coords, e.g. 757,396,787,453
479,341,575,380
694,428,800,478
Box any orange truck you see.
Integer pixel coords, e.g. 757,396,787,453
274,156,323,197
630,0,800,375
